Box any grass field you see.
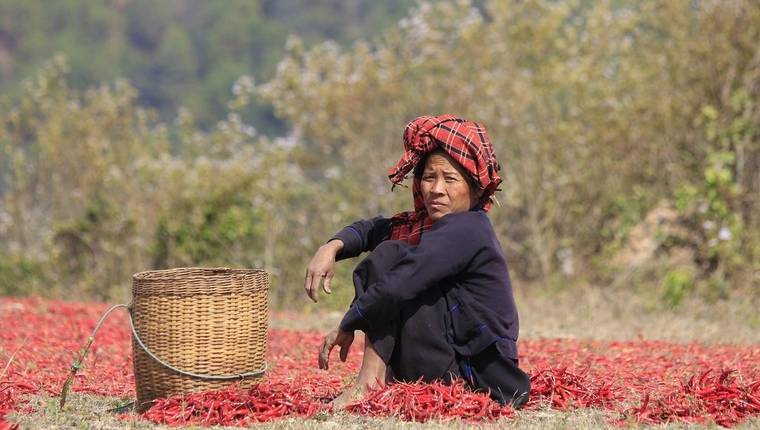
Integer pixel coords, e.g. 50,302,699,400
2,288,760,429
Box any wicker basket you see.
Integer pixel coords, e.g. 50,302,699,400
130,267,269,410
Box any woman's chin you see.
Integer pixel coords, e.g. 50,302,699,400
428,209,449,222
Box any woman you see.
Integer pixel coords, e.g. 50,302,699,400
304,114,530,409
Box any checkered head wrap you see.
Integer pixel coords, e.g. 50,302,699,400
388,114,502,244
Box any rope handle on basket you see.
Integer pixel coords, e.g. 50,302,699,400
59,303,268,410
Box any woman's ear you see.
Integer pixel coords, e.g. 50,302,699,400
471,186,484,205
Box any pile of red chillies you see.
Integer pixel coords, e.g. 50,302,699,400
345,379,515,422
0,297,759,427
626,369,760,426
142,382,328,426
0,384,18,430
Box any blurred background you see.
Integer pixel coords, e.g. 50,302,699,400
0,0,758,314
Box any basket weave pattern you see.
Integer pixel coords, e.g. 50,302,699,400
131,268,268,409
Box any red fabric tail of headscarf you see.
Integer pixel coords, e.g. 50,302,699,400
388,114,502,245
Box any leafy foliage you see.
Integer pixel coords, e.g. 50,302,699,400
1,0,759,307
257,0,760,298
0,56,306,304
0,0,416,133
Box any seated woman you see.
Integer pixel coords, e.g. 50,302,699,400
304,114,531,409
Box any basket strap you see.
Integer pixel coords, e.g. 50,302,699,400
128,307,268,380
61,303,132,409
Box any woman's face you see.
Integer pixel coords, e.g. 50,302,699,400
420,151,482,222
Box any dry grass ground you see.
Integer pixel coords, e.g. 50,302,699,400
8,287,760,429
12,393,760,429
279,285,760,344
515,286,760,344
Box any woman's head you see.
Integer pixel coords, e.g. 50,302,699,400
387,114,502,243
415,149,483,222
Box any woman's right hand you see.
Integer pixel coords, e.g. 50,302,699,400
304,239,343,302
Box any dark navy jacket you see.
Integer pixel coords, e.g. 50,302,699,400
332,210,520,360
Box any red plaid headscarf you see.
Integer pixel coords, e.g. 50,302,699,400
388,114,502,244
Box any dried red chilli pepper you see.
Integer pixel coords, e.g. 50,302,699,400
2,297,760,427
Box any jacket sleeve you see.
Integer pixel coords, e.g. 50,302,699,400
339,212,485,332
329,216,392,261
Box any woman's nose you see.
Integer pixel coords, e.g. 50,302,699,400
431,178,445,194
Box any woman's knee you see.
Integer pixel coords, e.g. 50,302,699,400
353,240,411,290
368,240,410,265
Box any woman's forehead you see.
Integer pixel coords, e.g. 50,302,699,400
424,152,462,171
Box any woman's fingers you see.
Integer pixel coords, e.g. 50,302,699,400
319,329,353,370
305,244,339,302
338,332,353,362
322,273,333,294
318,337,328,369
304,268,322,302
305,269,333,302
309,271,324,302
319,332,336,370
304,270,316,302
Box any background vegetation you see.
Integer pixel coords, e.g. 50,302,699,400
0,0,415,133
1,0,758,309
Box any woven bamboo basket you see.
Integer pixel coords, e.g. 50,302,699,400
130,267,269,411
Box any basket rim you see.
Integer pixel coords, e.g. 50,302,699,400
133,267,268,282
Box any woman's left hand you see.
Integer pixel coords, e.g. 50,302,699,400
318,327,354,370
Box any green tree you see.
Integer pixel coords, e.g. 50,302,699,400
258,0,760,296
0,0,420,134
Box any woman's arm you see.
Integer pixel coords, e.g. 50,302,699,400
304,216,391,302
338,211,488,332
330,216,392,261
